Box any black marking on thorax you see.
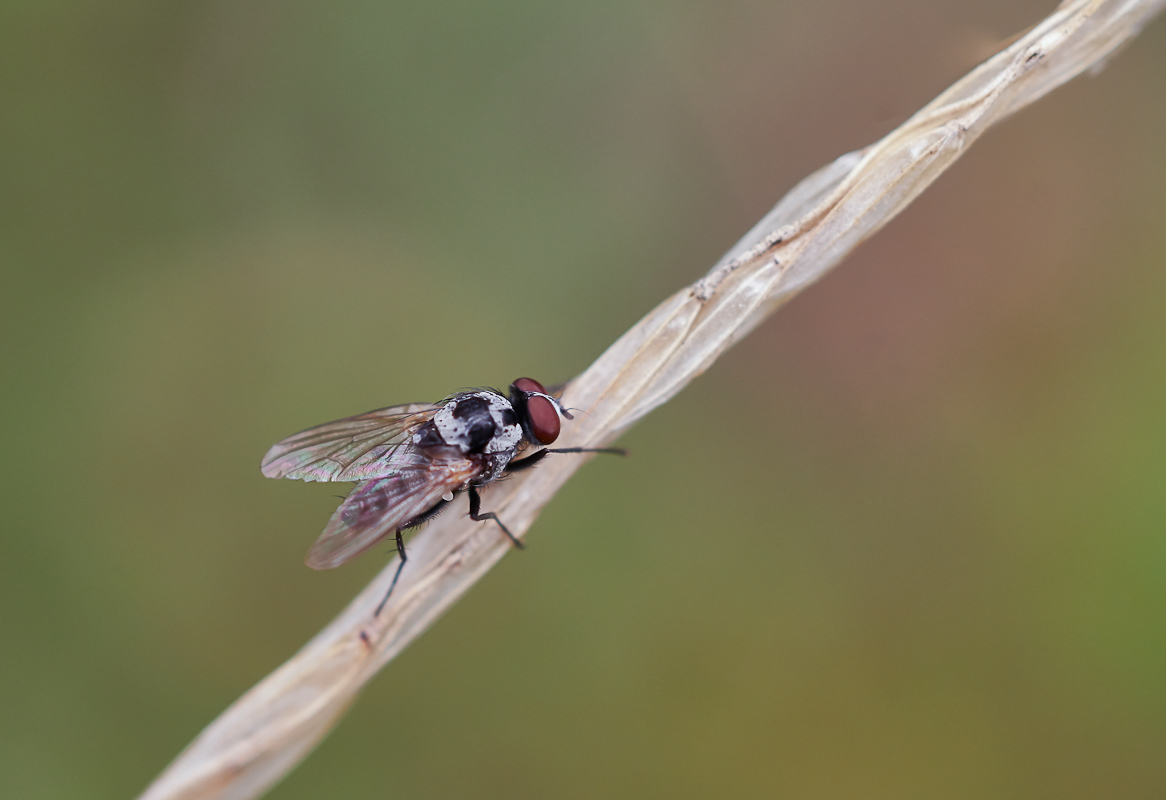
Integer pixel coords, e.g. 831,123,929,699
451,396,496,453
428,389,523,456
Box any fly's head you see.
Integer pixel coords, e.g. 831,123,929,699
509,378,572,447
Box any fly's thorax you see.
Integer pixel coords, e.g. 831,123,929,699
430,390,522,455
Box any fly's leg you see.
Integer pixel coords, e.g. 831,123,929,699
374,530,408,617
504,447,627,475
372,497,454,617
468,485,524,550
400,497,451,529
503,449,549,473
545,447,627,456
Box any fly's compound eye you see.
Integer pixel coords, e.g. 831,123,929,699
512,377,547,395
525,394,561,445
511,377,562,444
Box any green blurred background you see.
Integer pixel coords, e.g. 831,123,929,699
3,1,1165,798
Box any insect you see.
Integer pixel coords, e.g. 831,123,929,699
261,378,624,614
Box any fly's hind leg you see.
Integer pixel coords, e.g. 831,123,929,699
468,485,524,550
400,496,451,529
374,530,408,617
373,497,452,617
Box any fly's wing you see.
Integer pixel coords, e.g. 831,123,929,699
261,403,438,482
305,446,480,569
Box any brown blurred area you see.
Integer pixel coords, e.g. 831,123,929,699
2,2,1165,798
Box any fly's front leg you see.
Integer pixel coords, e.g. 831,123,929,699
504,446,627,476
545,447,627,456
504,449,549,474
468,485,524,550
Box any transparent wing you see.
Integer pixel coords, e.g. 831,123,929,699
261,403,439,482
306,446,479,569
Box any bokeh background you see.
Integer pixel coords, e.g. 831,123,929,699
3,1,1165,798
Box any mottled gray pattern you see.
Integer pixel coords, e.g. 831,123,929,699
432,391,522,454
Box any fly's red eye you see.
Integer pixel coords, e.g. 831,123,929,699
511,377,560,444
525,394,560,445
512,377,546,395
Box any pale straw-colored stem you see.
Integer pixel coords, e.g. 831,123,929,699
139,2,1166,798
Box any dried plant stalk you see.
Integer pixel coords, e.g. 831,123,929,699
139,2,1166,798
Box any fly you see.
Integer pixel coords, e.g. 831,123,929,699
261,378,624,614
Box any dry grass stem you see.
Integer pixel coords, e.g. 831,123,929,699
139,2,1166,798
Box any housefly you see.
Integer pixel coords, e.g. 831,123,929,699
262,378,623,614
